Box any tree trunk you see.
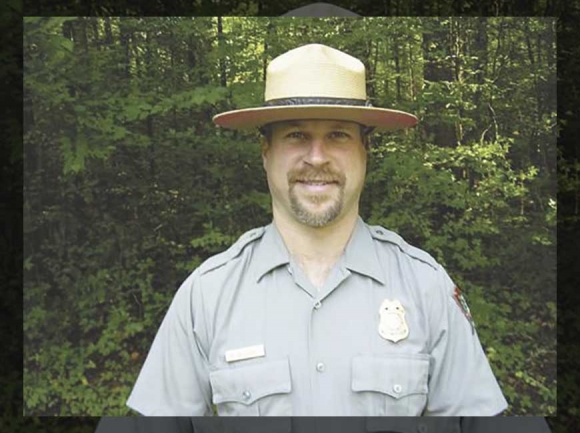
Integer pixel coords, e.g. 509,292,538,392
104,17,113,46
119,17,132,82
422,18,455,147
467,18,491,146
91,17,100,50
383,0,391,15
394,35,401,101
408,33,416,101
451,18,464,146
217,16,227,87
263,19,275,82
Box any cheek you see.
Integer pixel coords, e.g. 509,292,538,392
268,150,299,175
265,155,291,188
344,151,367,178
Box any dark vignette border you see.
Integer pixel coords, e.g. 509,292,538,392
8,0,574,432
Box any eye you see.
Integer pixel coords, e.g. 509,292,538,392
329,131,351,140
286,131,307,140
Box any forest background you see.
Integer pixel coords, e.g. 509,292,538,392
22,16,557,418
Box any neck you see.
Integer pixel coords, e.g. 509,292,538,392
272,208,359,265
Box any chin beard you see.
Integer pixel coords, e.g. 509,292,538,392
288,186,345,227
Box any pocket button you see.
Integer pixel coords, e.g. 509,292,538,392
393,383,403,394
242,390,252,400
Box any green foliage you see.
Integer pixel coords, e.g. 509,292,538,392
23,17,556,416
469,287,557,415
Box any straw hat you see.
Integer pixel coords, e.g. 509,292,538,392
212,43,417,131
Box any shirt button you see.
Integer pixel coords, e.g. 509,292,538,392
393,383,403,394
316,362,325,372
314,300,322,310
242,390,252,400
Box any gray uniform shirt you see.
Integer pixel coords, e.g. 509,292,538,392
126,217,507,416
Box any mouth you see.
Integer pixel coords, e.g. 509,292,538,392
294,179,339,192
295,179,339,185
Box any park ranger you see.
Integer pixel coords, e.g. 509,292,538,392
126,42,510,417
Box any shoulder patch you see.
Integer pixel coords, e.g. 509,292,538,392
197,227,266,275
369,225,439,270
453,286,476,334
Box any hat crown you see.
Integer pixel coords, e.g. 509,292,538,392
265,44,367,101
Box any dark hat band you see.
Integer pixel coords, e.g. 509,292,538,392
264,97,373,107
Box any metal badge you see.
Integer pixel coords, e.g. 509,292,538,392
378,299,409,343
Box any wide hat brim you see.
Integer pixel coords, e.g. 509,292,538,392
213,104,418,131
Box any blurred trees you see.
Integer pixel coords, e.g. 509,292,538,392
23,17,556,415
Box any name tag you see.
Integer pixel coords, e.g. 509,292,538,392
225,344,265,362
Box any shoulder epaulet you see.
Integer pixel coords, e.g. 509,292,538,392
197,227,266,275
369,225,439,270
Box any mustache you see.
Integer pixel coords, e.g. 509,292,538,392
288,167,346,184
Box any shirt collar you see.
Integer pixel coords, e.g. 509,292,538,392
342,216,386,285
254,222,291,283
254,216,386,285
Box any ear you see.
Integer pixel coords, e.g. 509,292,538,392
261,140,269,170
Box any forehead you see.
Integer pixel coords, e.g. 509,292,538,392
269,119,361,131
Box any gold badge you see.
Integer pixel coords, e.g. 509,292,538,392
378,299,409,343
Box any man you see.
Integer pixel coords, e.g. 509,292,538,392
126,42,508,417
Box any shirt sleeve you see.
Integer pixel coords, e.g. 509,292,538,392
423,265,508,415
460,417,552,433
126,272,213,416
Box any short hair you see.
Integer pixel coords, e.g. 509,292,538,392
259,123,373,150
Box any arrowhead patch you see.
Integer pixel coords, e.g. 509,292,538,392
453,286,475,334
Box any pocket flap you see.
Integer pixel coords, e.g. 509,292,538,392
352,355,429,399
210,358,292,405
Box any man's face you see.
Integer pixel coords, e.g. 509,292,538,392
262,119,367,228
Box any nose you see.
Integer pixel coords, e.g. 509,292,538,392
303,138,329,166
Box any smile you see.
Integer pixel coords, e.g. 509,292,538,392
295,180,338,192
296,179,339,185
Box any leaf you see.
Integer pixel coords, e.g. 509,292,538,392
60,37,73,53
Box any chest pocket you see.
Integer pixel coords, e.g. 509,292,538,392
210,358,293,416
352,354,429,416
